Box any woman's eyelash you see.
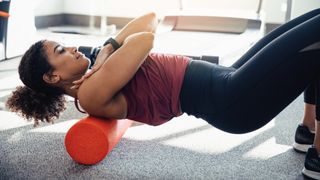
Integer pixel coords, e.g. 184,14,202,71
59,47,65,53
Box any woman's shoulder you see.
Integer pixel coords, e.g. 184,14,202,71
76,72,110,116
77,80,127,119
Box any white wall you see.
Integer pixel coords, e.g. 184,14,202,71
182,0,259,11
34,0,318,23
61,0,288,23
34,0,64,16
7,0,38,58
291,0,320,18
63,0,180,18
182,0,287,23
261,0,287,23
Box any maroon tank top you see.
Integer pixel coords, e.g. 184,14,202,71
121,53,190,126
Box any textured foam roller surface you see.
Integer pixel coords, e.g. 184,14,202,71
65,116,132,165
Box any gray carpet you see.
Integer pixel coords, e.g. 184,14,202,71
0,30,313,180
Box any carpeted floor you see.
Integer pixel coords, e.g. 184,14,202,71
0,29,313,179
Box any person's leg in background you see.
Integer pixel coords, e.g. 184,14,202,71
293,83,316,153
301,81,320,179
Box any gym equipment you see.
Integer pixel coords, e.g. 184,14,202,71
65,116,132,165
79,45,219,67
154,0,265,66
0,1,10,61
0,0,36,60
0,11,9,18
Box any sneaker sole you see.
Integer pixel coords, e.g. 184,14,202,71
293,142,312,153
302,167,320,180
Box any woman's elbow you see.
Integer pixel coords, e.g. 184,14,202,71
147,12,157,19
146,12,158,32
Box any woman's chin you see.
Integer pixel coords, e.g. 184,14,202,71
84,57,92,70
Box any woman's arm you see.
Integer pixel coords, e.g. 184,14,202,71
71,12,158,89
98,12,157,62
95,12,157,61
113,12,158,46
78,32,154,117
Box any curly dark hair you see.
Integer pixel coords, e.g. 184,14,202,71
6,40,66,126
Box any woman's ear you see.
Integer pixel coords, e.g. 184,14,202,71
43,72,60,85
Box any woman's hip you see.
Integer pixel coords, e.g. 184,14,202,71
179,60,235,117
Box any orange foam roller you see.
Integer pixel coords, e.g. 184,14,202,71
65,116,132,165
0,11,9,17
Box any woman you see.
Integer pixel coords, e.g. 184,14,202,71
6,9,320,179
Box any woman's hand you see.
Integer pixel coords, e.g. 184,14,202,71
71,45,114,89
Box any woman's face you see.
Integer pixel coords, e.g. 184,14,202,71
44,40,90,83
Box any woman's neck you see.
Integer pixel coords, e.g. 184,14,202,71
60,77,82,98
64,85,78,98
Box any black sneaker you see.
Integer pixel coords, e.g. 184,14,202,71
293,124,315,153
302,147,320,180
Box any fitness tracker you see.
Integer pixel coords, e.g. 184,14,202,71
103,37,121,51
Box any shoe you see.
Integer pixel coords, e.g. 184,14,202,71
302,147,320,180
293,124,315,153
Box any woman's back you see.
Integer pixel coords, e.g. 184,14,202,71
122,53,190,125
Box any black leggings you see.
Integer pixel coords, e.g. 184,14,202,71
180,8,320,134
304,82,318,105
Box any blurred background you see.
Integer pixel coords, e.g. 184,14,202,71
1,0,319,62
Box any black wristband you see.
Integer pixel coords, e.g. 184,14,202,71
103,37,121,51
